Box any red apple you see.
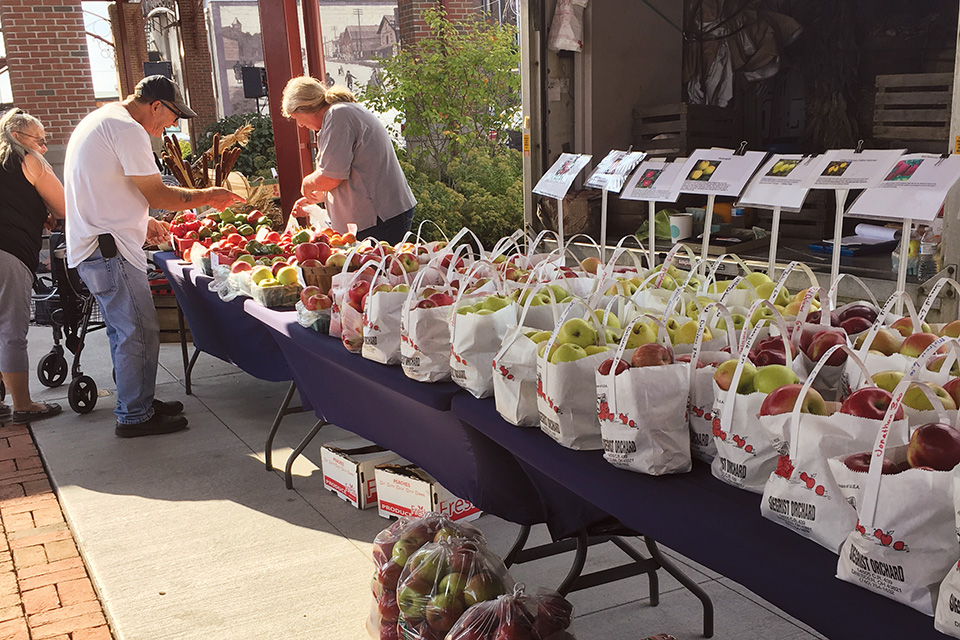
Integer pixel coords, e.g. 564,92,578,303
300,285,322,309
843,451,901,474
598,358,630,375
838,303,879,325
230,260,252,273
806,329,848,366
943,378,960,408
417,299,437,309
378,560,403,587
294,242,320,263
348,279,371,306
630,343,673,368
379,588,400,622
758,383,827,416
839,315,873,336
299,259,322,269
675,354,706,369
907,422,960,470
752,348,787,367
899,332,943,358
840,387,904,421
890,316,932,337
428,292,455,307
424,592,464,632
807,309,841,327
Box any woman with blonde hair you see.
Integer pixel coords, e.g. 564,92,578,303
282,76,416,244
0,108,65,425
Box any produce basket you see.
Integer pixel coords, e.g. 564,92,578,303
251,282,301,308
173,236,197,259
299,263,339,294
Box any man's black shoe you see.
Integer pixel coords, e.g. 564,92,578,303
152,399,184,416
116,413,188,438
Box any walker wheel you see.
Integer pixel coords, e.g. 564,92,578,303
0,380,5,401
68,376,97,414
38,352,68,388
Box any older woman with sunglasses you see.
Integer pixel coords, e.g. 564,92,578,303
0,108,65,425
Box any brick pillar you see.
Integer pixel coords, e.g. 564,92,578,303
397,0,482,45
0,0,98,177
177,0,217,143
108,1,149,98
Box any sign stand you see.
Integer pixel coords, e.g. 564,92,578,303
700,193,717,271
600,186,608,262
556,197,564,251
896,218,911,315
767,205,782,277
829,189,849,289
647,200,657,268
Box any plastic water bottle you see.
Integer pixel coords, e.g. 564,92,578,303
918,226,939,281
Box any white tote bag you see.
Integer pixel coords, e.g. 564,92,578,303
595,315,691,475
400,269,455,383
836,378,958,615
362,256,413,365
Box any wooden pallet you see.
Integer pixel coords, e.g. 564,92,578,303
873,73,953,153
154,294,191,344
632,103,741,159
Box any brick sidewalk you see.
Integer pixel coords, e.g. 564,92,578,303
0,423,112,640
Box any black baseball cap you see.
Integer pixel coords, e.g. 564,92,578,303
134,75,197,119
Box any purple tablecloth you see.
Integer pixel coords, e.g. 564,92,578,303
154,252,291,382
450,393,944,640
242,302,549,527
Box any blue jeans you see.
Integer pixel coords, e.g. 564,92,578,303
77,251,159,425
357,207,415,245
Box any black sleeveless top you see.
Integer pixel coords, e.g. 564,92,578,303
0,155,47,272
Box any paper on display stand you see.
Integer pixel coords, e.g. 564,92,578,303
799,148,905,191
532,153,593,199
584,150,646,193
674,148,768,197
848,153,960,222
620,159,686,202
738,154,820,211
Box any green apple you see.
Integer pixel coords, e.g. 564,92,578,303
250,265,273,285
664,317,682,341
745,271,773,289
549,284,568,301
235,254,256,266
584,345,610,356
482,295,511,312
550,343,588,364
658,275,677,291
755,282,790,307
903,382,957,411
604,328,623,344
529,330,553,344
438,572,468,596
276,266,298,286
476,309,495,315
529,292,551,306
716,313,747,332
625,321,658,349
594,310,621,329
258,277,280,287
555,318,598,348
674,320,709,345
754,364,800,395
392,284,410,293
457,305,476,315
713,359,757,394
871,370,904,393
750,305,776,327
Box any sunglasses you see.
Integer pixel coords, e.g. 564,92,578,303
158,100,186,120
17,132,46,146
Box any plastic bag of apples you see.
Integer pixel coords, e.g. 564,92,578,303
595,314,691,475
834,377,959,615
394,537,513,640
368,514,485,640
445,584,576,640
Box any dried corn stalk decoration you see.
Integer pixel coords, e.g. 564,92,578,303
160,123,252,189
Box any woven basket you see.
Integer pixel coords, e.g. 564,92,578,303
537,190,599,237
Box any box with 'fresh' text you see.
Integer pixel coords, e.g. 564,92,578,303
374,460,481,522
320,437,401,509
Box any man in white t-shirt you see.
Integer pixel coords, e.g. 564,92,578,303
65,76,242,438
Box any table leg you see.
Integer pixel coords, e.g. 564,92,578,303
645,537,714,638
176,306,193,395
503,525,532,568
284,418,329,490
265,381,305,471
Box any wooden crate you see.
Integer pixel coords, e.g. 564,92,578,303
154,294,191,344
873,73,953,153
632,103,741,159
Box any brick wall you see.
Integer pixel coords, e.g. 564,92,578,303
0,0,98,147
397,0,484,45
177,0,217,142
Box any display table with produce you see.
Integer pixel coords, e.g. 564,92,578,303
154,252,292,385
240,301,552,529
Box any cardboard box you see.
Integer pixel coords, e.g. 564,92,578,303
320,437,401,509
374,460,481,522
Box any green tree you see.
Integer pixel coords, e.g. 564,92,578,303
193,112,277,179
362,7,521,182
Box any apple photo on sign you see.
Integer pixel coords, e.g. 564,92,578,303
687,159,720,181
766,159,800,177
884,159,922,182
639,168,662,188
821,161,850,177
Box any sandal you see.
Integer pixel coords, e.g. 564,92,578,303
12,402,62,425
